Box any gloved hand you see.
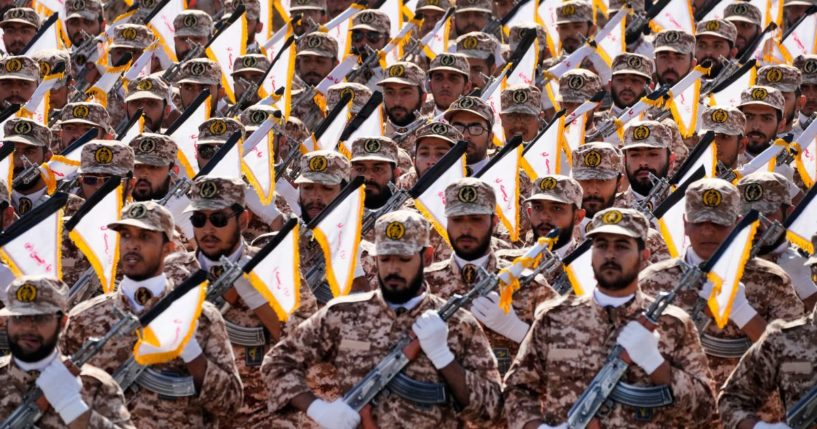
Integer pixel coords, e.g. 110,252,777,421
729,282,758,328
470,292,529,343
538,423,567,429
697,280,714,300
306,398,361,429
753,423,793,429
616,321,665,374
36,359,89,424
181,332,203,363
412,309,455,369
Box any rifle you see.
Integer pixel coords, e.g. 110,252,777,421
632,172,670,220
787,384,817,429
390,111,425,144
161,41,203,82
587,84,672,141
346,45,386,83
224,78,259,118
70,30,103,67
12,127,99,192
624,0,672,45
342,238,551,428
482,0,531,36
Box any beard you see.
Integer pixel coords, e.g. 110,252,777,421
626,162,669,196
121,251,163,281
8,326,59,363
386,99,422,127
745,130,773,156
364,180,393,209
582,192,617,218
450,227,493,260
378,265,424,304
196,229,241,261
11,167,42,192
299,199,327,224
133,177,171,201
532,219,575,249
700,57,725,78
611,88,643,109
594,259,639,291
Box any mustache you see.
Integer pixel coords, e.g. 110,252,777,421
601,261,621,271
634,167,657,177
383,274,406,284
304,202,326,212
455,234,478,242
583,195,606,204
747,131,767,139
122,252,142,261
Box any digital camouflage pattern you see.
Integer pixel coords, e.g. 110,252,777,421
736,171,791,215
685,178,740,225
571,142,622,180
696,19,737,43
455,32,500,60
611,53,654,80
295,150,350,185
739,85,785,113
129,133,178,166
296,32,338,59
526,174,583,208
558,69,603,104
4,118,51,147
700,105,746,136
622,120,672,150
724,2,762,26
326,82,372,115
756,64,802,93
555,0,593,24
0,56,40,82
173,10,213,38
501,84,542,116
653,30,696,54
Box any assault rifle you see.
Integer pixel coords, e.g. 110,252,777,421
787,384,817,429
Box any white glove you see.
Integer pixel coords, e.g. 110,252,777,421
36,359,89,424
470,292,529,343
538,423,567,429
753,423,793,429
729,282,758,328
306,398,360,429
181,335,203,363
234,276,267,309
616,321,665,374
412,309,455,369
697,280,714,300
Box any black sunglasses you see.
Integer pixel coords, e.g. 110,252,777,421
190,209,242,228
80,174,113,186
351,30,386,43
197,144,218,159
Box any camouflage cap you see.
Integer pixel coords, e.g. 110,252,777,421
290,0,326,12
611,53,654,80
428,53,470,78
700,105,746,136
351,9,390,32
197,118,245,145
416,0,451,13
622,120,671,150
373,210,430,255
653,30,696,55
558,69,603,104
295,150,350,185
326,82,372,115
59,102,110,129
232,54,270,75
228,0,260,20
456,0,492,14
109,201,175,239
685,178,740,226
525,174,583,207
756,64,802,93
185,176,246,212
572,142,623,181
609,0,644,11
176,58,222,86
444,96,495,126
586,207,649,239
4,118,51,147
555,0,593,24
696,19,737,43
444,177,495,217
724,1,762,26
239,104,276,132
378,61,426,87
739,85,785,114
31,49,70,87
455,32,499,60
129,133,178,166
794,54,817,85
0,276,68,316
0,56,40,82
508,23,548,54
110,24,155,50
174,10,213,38
125,73,169,102
415,121,463,146
285,116,309,142
501,84,542,115
296,32,339,58
78,140,135,176
737,171,791,215
1,8,40,28
65,0,103,20
350,136,399,164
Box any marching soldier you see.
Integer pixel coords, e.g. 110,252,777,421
173,10,213,61
231,54,269,110
1,8,41,56
724,1,764,59
56,102,113,153
793,55,817,129
290,0,327,36
504,208,716,428
325,82,372,116
455,31,500,90
350,136,401,217
424,53,472,116
378,62,428,153
443,95,496,173
8,118,57,216
653,29,697,86
348,9,391,85
0,275,135,428
0,55,40,106
293,32,337,130
60,201,243,428
262,210,502,428
452,0,493,37
175,58,229,115
700,105,748,170
499,84,543,143
556,69,604,129
609,53,653,117
74,140,135,200
128,133,178,202
194,117,246,169
124,74,180,132
31,49,73,121
549,0,597,61
695,19,738,79
756,64,803,139
614,120,674,211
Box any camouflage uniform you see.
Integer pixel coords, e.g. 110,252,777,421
175,59,232,116
106,25,156,129
540,1,597,72
262,210,503,427
326,82,372,116
504,208,717,428
56,101,113,152
378,62,428,154
559,69,605,133
614,120,673,212
31,49,71,120
422,53,471,116
0,277,135,429
60,202,244,428
347,10,391,86
292,32,338,130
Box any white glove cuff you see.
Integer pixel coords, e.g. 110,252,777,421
634,348,665,375
306,399,328,421
234,277,267,310
504,319,530,344
730,302,758,328
58,397,89,424
181,337,203,363
427,348,455,370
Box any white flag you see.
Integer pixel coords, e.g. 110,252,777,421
785,173,817,253
780,12,817,62
522,112,568,179
246,219,302,320
413,150,467,244
168,93,212,178
651,0,696,34
147,0,184,62
314,103,350,152
23,13,62,54
206,11,248,103
0,196,64,278
476,142,523,242
242,119,276,205
563,241,594,297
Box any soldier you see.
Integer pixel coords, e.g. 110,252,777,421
125,74,179,132
609,53,654,117
295,32,339,87
553,0,596,56
7,118,54,216
700,105,747,169
75,140,135,200
443,95,495,172
556,69,604,129
1,8,40,55
504,208,716,428
0,55,40,106
782,0,814,31
455,32,500,90
165,176,317,428
639,178,803,403
231,54,269,110
226,0,263,51
128,133,178,202
507,23,549,62
500,84,543,143
452,0,492,36
350,136,400,212
524,175,585,262
739,172,817,311
56,102,113,153
63,0,105,47
695,19,738,79
290,0,327,36
349,10,390,65
416,0,452,37
794,54,817,121
424,53,472,116
173,10,213,60
31,49,72,120
194,118,246,169
0,276,135,428
60,201,243,427
738,85,787,160
724,1,763,58
325,82,372,116
108,24,157,73
378,62,427,152
653,29,697,86
262,210,502,428
572,142,623,233
396,121,462,190
614,120,674,211
175,59,227,114
756,64,804,138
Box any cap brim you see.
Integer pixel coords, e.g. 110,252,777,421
351,24,381,31
572,169,618,181
586,224,641,238
739,100,782,112
0,306,61,316
612,70,652,80
372,242,424,256
444,206,494,217
415,135,456,147
351,154,396,163
134,155,172,166
0,74,37,82
416,5,445,12
296,50,334,58
524,194,573,205
290,5,323,11
456,7,492,13
457,49,490,60
555,18,589,24
622,142,667,150
653,46,690,54
443,108,492,125
701,126,741,136
696,31,732,41
3,135,46,146
176,77,218,85
231,67,267,75
196,139,228,145
66,11,97,20
686,210,735,226
108,219,164,233
428,66,469,76
58,118,103,127
0,19,37,27
174,29,209,38
125,91,164,102
377,77,418,86
294,173,343,185
501,105,539,115
725,16,760,25
183,200,232,213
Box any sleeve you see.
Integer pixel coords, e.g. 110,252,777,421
194,304,245,419
451,313,503,425
503,313,551,429
85,372,136,429
283,273,318,337
760,271,805,323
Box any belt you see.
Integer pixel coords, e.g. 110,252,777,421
136,368,197,397
225,320,268,347
700,333,752,359
610,383,674,409
387,372,449,406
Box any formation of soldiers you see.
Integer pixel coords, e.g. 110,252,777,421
0,0,817,427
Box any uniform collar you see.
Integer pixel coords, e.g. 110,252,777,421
386,292,426,312
591,287,645,322
468,157,489,173
119,274,169,314
453,252,492,270
196,241,245,270
11,187,47,206
13,347,59,373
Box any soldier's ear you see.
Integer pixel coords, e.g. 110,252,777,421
641,246,651,263
238,208,251,230
254,21,263,34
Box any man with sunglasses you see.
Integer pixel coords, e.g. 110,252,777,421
165,176,317,428
0,275,135,428
194,118,246,170
75,140,135,201
378,62,428,153
443,95,495,173
56,102,114,154
348,10,390,85
61,201,243,427
125,74,179,133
